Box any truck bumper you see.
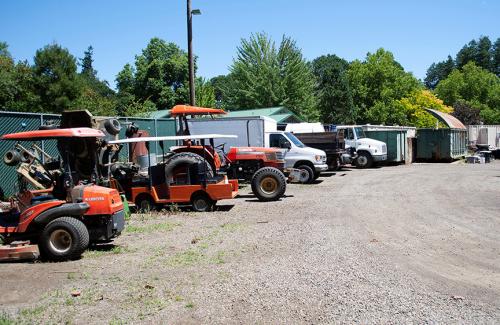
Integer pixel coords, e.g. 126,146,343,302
314,164,329,172
373,154,388,162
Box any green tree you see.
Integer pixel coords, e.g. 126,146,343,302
226,33,318,120
424,55,455,89
131,37,190,109
348,48,421,124
80,45,96,78
195,77,216,108
475,36,493,71
33,43,82,113
311,54,355,123
0,42,41,111
456,39,478,69
493,38,500,76
210,74,232,108
435,62,500,124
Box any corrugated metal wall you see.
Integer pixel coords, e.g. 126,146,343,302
467,125,500,148
0,111,176,197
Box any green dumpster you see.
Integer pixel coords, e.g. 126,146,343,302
416,128,467,161
364,130,408,163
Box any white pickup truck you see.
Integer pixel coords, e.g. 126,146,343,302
336,125,387,168
187,116,328,183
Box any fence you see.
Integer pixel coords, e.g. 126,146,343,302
0,111,176,197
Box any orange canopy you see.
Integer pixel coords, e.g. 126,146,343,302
1,127,105,140
170,105,226,117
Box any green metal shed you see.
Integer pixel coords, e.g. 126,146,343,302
364,130,408,163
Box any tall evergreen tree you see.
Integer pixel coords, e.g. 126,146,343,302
226,33,318,120
475,36,492,71
424,55,455,89
80,45,97,78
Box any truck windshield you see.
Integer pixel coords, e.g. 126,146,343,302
285,132,305,148
354,127,366,139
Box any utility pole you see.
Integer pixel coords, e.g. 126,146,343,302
187,0,196,106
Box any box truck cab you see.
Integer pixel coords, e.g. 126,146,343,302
336,126,387,168
265,131,328,182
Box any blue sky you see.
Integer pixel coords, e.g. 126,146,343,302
1,0,499,89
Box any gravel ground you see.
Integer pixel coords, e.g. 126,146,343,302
0,162,499,324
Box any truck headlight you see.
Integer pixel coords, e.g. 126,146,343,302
315,155,321,162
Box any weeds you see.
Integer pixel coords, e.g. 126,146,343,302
125,221,180,234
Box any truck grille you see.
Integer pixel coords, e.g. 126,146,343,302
382,144,387,153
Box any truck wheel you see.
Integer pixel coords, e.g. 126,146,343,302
191,193,214,212
356,152,373,169
251,167,287,202
39,217,89,262
135,195,155,212
297,165,314,184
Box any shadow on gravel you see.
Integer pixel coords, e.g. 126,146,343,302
88,243,116,251
310,179,324,185
214,204,235,212
237,194,295,199
319,172,336,177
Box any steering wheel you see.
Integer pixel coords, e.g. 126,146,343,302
215,143,226,152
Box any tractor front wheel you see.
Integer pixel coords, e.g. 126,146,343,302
251,167,287,201
39,217,89,262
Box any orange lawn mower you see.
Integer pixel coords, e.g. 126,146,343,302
0,127,125,261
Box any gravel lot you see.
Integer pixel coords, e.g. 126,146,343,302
0,162,499,324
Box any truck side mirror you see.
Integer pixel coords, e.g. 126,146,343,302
283,141,292,150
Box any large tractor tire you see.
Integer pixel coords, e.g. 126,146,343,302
39,217,89,262
297,165,315,184
251,167,287,201
164,152,214,182
355,152,373,169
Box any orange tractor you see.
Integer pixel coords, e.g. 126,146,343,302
0,128,125,261
168,105,288,202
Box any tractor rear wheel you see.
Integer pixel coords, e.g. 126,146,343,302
165,152,214,183
251,167,287,201
39,217,89,262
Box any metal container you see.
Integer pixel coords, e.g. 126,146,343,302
467,125,500,149
416,128,467,161
364,130,408,163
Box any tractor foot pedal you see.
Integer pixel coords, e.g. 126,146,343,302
0,241,39,262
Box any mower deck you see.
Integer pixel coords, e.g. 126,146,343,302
0,241,39,262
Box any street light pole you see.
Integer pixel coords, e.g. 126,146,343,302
187,0,195,106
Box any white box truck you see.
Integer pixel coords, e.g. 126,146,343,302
188,116,328,183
